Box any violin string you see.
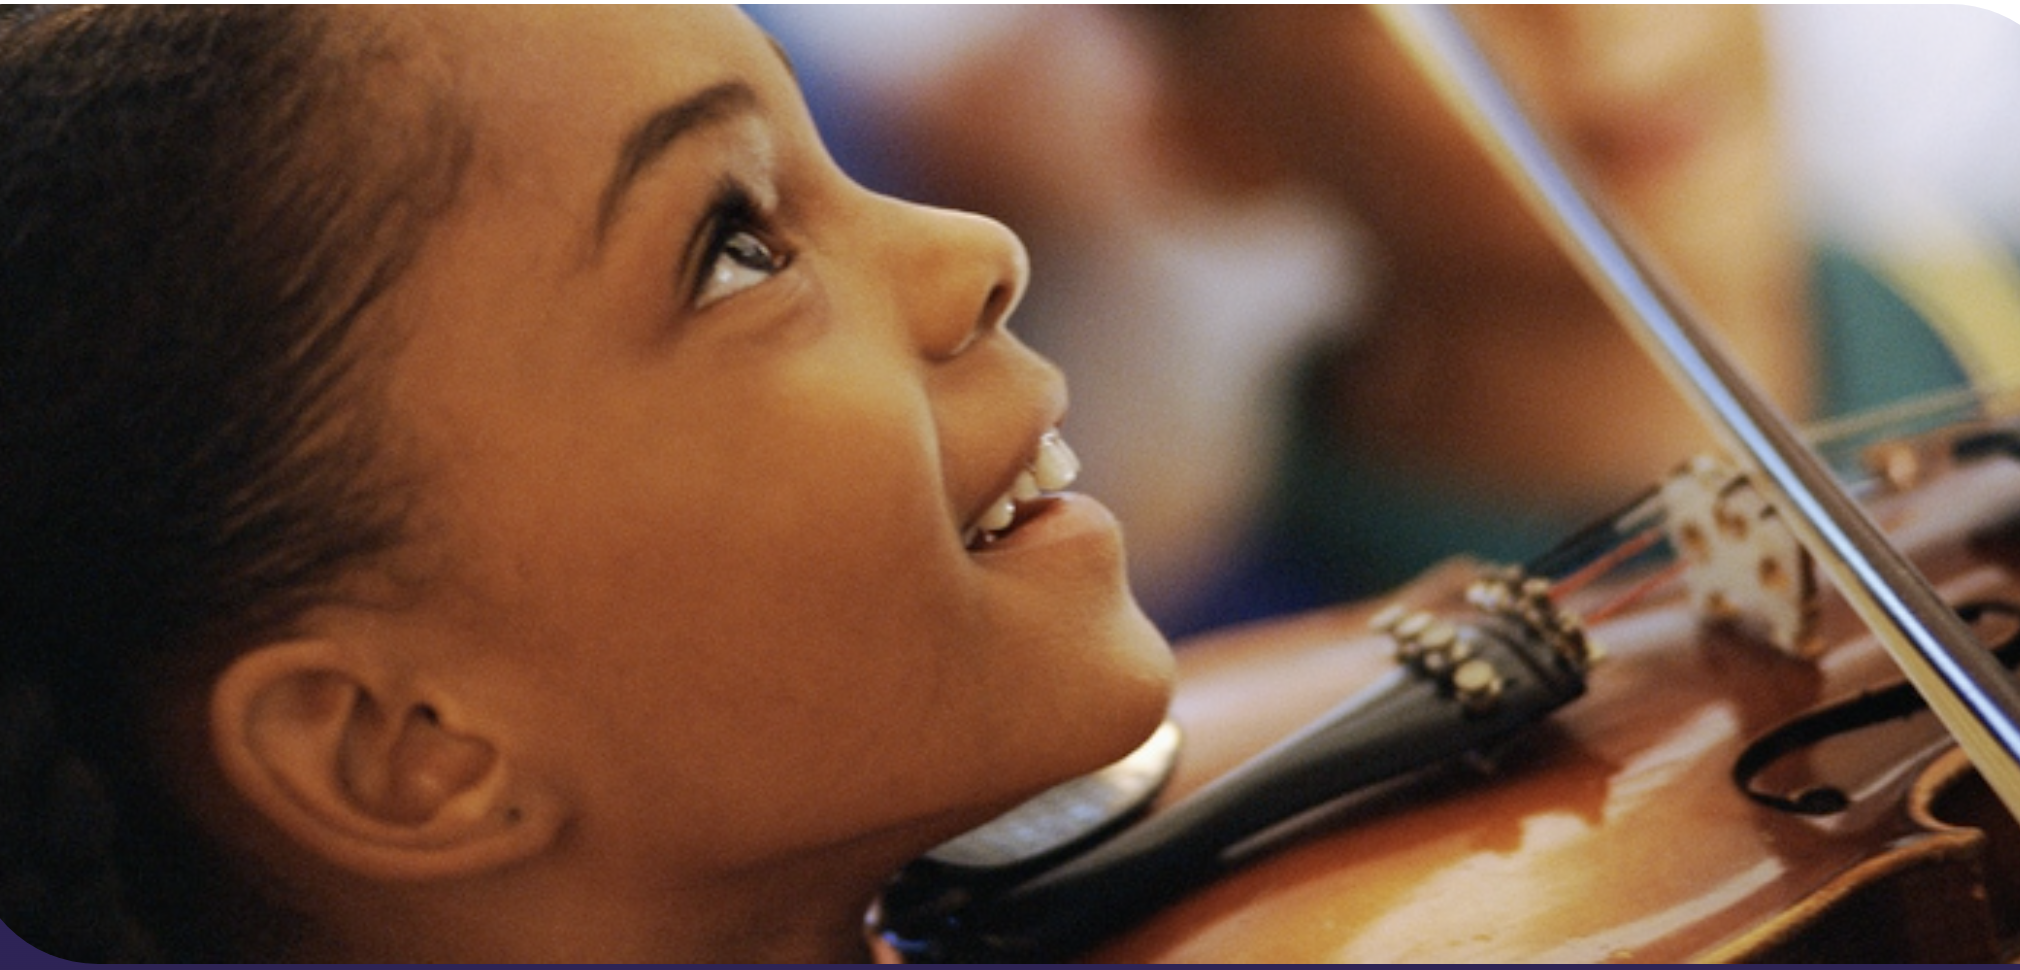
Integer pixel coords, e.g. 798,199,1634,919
1546,525,1666,599
1523,485,1661,579
1579,559,1688,625
1530,387,2011,583
1801,385,1989,455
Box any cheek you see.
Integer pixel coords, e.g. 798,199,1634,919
676,366,959,608
571,365,972,698
478,403,983,848
414,322,970,702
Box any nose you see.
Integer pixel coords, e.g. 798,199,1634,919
885,201,1030,359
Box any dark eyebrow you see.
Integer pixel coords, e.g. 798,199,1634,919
594,81,759,243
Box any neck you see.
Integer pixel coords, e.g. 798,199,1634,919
298,843,899,963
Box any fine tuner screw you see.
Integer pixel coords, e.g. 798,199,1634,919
1370,604,1505,713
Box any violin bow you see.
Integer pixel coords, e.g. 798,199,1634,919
1376,4,2020,821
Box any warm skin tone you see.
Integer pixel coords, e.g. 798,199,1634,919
1152,5,1807,509
183,6,1173,962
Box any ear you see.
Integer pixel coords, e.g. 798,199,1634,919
209,640,563,882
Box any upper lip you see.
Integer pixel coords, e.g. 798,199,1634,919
960,352,1070,544
962,416,1073,547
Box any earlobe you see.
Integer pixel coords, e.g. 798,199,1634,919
210,640,562,882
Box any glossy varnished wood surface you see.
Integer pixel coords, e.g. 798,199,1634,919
1091,459,2020,963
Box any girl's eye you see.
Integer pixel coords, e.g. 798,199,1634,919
695,228,788,309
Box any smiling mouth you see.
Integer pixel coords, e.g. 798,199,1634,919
964,429,1081,550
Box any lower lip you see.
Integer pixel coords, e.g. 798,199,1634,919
970,493,1123,558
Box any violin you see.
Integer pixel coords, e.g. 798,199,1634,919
1085,427,2020,962
875,419,2020,962
874,5,2020,962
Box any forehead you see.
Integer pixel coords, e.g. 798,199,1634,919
386,5,789,156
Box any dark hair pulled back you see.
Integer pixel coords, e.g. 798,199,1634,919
0,5,465,960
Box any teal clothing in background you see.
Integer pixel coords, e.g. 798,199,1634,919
1160,246,1975,639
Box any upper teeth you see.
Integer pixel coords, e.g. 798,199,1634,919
969,430,1080,543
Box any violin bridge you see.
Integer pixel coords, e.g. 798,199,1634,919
1655,454,1822,659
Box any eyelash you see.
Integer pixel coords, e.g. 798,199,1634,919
691,184,792,310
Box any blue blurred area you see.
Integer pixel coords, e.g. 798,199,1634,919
740,4,909,195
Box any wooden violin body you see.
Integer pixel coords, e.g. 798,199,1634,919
1090,452,2020,963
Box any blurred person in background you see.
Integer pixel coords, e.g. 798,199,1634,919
1127,5,2020,634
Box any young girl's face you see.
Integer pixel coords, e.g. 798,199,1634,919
365,5,1172,878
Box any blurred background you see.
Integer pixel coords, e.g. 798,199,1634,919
746,5,2020,637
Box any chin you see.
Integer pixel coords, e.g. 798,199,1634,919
1075,598,1179,770
984,533,1177,787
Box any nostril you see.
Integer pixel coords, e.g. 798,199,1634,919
939,321,984,360
980,279,1020,333
935,281,1015,360
910,207,1027,359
